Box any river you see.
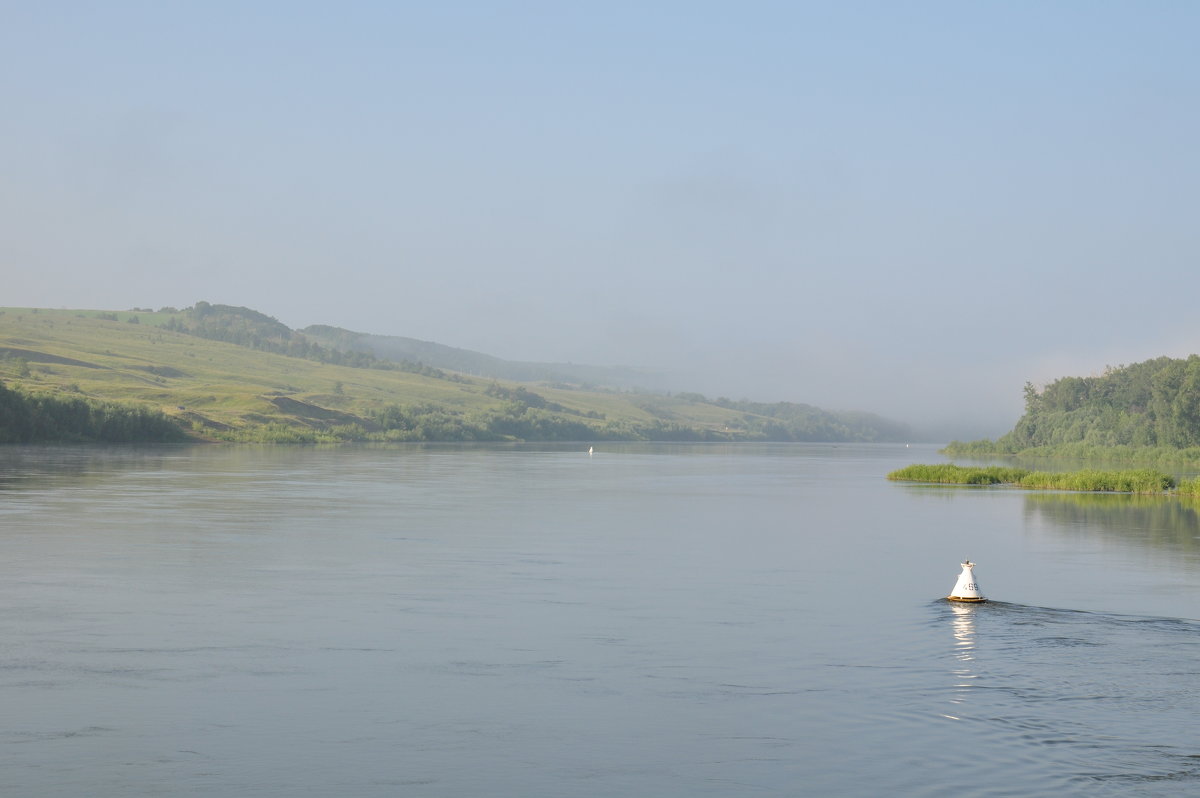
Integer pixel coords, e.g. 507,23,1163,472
2,443,1199,796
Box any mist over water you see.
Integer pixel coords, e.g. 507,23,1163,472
2,443,1199,796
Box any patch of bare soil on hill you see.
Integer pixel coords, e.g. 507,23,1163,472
267,396,378,430
0,347,102,368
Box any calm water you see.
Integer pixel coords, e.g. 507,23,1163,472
2,443,1199,796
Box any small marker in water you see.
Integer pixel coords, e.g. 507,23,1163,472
947,559,987,603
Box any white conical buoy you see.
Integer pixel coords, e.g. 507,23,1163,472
947,560,986,602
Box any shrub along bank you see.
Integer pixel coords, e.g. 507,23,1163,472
888,464,1177,494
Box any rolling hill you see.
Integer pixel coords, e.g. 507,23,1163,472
0,304,911,444
301,324,667,390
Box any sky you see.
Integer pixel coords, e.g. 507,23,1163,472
3,1,1198,438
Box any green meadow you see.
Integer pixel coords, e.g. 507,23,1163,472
0,306,905,444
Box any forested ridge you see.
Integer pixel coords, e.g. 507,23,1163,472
165,303,453,380
947,355,1200,457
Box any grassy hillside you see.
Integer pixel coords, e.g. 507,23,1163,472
302,324,664,389
0,305,910,443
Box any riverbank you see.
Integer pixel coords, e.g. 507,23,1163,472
887,464,1180,494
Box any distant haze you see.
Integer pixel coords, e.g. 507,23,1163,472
4,3,1197,441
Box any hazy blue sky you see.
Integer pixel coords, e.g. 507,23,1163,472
3,2,1197,437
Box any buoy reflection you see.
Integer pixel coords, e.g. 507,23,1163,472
947,602,980,713
951,602,977,662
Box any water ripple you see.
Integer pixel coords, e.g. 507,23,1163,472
917,600,1200,795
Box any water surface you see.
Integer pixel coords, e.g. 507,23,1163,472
2,443,1199,796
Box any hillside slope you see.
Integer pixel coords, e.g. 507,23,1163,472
301,324,666,389
0,305,910,443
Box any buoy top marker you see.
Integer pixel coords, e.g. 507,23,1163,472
947,559,986,602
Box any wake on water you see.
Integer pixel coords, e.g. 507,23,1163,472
926,599,1200,795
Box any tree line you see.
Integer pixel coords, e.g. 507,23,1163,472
677,394,911,442
947,355,1200,455
0,381,189,443
165,302,456,380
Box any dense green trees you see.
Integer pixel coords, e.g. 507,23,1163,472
949,356,1200,456
0,381,189,443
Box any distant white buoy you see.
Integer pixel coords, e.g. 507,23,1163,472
947,560,987,602
588,446,594,456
